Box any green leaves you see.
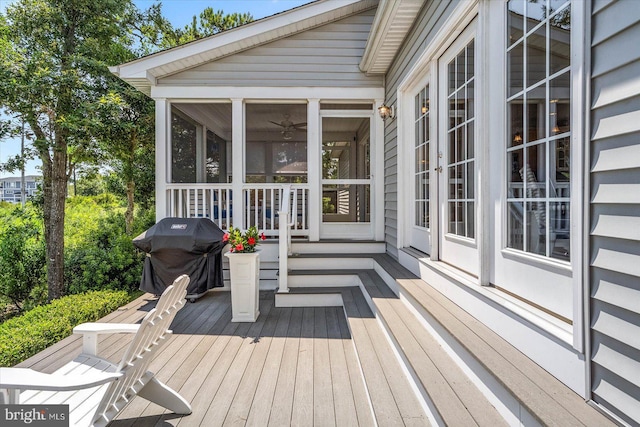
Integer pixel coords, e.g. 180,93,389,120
0,289,131,366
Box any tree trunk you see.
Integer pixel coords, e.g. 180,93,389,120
125,179,135,235
46,143,67,301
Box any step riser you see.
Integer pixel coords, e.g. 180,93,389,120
287,274,358,287
291,242,385,254
275,293,343,307
288,258,374,270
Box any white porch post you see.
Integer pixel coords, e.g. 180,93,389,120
307,98,320,241
155,98,169,221
231,98,244,229
374,98,385,241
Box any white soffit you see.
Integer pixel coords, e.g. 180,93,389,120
111,0,378,94
360,0,425,75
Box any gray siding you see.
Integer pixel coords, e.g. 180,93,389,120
159,10,382,88
383,0,460,258
590,1,640,425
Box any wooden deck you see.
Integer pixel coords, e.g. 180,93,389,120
16,288,428,426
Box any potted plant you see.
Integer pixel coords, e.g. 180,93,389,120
223,226,266,322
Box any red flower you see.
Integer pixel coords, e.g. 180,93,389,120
248,237,256,245
223,233,229,242
235,243,244,251
260,232,266,241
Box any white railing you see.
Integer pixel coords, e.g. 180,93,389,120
242,184,309,237
166,183,309,236
278,185,295,294
167,184,232,230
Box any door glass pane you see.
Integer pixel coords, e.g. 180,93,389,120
506,0,571,260
415,84,430,230
322,184,370,223
322,117,371,224
446,40,475,239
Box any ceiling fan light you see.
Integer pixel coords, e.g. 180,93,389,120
283,130,293,140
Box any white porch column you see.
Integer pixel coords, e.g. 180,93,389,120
155,98,169,222
374,98,385,241
307,99,320,241
231,98,244,229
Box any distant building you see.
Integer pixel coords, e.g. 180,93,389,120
0,175,40,203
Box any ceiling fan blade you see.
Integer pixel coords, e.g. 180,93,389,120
269,120,285,127
293,122,307,128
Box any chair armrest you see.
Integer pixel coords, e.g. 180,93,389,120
73,323,140,356
0,367,122,402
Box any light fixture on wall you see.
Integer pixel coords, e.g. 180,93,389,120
421,101,429,114
378,104,395,122
513,132,523,144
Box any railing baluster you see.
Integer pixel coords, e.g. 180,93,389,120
178,189,183,218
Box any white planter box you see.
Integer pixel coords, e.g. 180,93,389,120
225,251,260,322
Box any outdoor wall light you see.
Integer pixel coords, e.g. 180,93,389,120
378,104,395,121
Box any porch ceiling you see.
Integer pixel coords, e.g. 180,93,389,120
112,0,379,95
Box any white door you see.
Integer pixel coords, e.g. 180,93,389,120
320,114,373,239
410,83,432,253
437,23,479,276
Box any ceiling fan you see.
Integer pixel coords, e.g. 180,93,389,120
269,114,306,140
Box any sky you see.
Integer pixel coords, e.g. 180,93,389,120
0,0,311,177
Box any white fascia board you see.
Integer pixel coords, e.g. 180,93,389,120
116,0,376,81
151,86,385,100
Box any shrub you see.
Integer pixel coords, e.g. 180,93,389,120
0,205,46,312
65,210,145,294
0,290,130,366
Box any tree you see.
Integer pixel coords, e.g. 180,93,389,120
0,0,136,300
97,85,155,234
136,4,253,53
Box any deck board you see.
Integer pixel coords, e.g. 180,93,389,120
13,289,429,427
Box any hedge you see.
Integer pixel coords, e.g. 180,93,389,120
0,290,131,367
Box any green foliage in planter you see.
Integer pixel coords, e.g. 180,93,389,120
0,290,130,367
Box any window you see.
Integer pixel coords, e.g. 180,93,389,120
447,40,475,238
414,85,430,229
506,0,571,261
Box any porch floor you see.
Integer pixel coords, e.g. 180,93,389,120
16,288,428,426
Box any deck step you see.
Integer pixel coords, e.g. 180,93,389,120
357,270,506,426
364,254,616,427
342,286,432,426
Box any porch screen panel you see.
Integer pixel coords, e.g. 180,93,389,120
415,85,430,229
171,111,197,183
446,40,475,238
506,0,571,261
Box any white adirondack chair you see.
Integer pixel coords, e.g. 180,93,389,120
0,274,192,427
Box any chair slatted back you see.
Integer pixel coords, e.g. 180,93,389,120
92,275,190,424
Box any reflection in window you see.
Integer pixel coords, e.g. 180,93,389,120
506,0,571,261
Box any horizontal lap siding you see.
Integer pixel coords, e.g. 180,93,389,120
383,0,459,258
159,10,382,88
590,1,640,425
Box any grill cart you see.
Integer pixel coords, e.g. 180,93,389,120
133,217,227,302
